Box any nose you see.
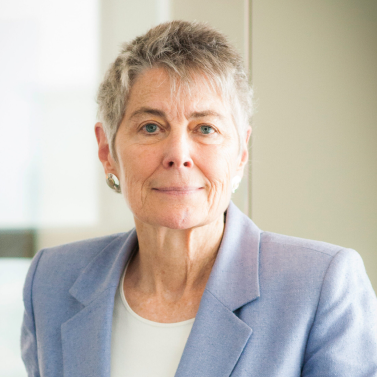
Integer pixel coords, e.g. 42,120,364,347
162,132,194,169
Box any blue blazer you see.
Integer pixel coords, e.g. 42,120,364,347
21,202,377,377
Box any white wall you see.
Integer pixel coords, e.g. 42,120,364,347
251,0,377,290
0,0,99,230
37,0,170,248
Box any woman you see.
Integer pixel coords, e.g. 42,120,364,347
21,21,377,377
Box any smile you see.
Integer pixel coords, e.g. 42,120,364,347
152,187,204,195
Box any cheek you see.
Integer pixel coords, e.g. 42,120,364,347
117,146,159,202
196,145,237,191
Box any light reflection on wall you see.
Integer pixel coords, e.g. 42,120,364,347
0,0,99,228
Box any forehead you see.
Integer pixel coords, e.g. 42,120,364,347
125,67,231,119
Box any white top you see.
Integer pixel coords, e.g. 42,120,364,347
110,261,195,377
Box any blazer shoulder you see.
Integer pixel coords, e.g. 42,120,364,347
28,231,133,288
260,231,345,258
39,231,131,260
257,231,362,287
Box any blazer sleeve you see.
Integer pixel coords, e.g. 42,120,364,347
21,249,44,377
302,248,377,376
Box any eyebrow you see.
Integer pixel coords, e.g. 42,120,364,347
129,107,166,119
189,110,225,120
129,107,225,121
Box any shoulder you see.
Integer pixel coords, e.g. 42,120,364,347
256,231,369,299
23,231,132,297
36,231,130,268
260,230,344,257
259,231,352,273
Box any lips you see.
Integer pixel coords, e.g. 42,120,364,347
152,186,204,194
154,186,202,191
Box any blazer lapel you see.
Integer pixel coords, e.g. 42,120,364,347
175,202,261,377
175,290,252,377
61,230,138,377
60,202,261,377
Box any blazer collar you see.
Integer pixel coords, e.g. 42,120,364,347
175,202,262,377
69,229,138,306
206,201,261,311
62,230,138,377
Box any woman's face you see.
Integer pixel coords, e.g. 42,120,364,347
98,67,250,229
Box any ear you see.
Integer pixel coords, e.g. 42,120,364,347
236,126,252,177
94,122,118,175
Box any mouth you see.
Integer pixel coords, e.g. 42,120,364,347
152,187,204,195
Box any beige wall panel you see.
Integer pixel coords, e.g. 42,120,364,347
251,0,377,290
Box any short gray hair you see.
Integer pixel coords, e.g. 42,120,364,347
96,20,253,157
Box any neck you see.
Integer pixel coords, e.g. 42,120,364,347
129,214,225,301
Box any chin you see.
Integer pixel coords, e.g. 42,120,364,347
138,205,208,230
155,209,202,229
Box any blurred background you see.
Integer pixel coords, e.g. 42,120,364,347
0,0,376,375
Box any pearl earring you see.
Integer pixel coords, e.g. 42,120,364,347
231,176,241,193
106,173,121,193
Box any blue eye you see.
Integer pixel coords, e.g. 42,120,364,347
144,123,158,133
200,125,214,134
